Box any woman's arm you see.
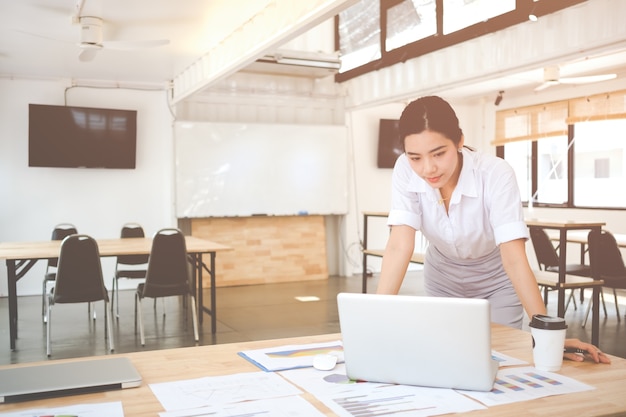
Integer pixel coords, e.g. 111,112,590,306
500,239,610,364
499,238,547,319
376,225,416,294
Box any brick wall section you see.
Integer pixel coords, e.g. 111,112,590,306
191,215,328,287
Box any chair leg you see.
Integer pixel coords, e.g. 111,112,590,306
42,279,46,323
564,289,578,312
136,294,145,346
105,300,115,352
614,289,621,323
583,290,607,328
44,288,49,324
583,294,591,328
46,299,52,357
88,302,97,321
190,295,199,342
583,287,607,315
115,279,120,318
111,278,118,319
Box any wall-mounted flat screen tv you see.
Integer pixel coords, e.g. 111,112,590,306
29,104,137,169
377,119,403,168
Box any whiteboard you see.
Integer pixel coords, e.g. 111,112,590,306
174,122,348,218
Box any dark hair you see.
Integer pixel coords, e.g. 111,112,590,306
398,96,464,146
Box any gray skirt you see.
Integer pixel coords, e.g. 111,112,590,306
423,245,523,329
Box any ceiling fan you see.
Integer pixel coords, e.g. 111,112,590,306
77,16,169,62
534,65,617,91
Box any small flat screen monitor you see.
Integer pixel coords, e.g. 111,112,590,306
29,104,137,169
377,119,403,169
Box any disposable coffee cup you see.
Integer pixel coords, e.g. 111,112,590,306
529,314,568,372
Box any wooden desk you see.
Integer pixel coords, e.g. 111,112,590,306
526,220,605,347
0,327,625,416
0,236,232,350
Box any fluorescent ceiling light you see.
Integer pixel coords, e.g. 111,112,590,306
258,50,341,70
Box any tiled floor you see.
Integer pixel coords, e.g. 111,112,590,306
1,271,624,365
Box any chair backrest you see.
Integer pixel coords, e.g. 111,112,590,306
529,227,560,269
588,229,626,279
53,235,109,304
117,223,149,266
48,223,78,269
142,228,191,298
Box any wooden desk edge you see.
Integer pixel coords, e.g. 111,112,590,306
362,211,389,217
363,249,425,264
533,270,604,289
525,219,606,228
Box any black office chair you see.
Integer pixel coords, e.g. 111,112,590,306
111,223,149,319
42,223,77,323
584,229,626,326
46,234,114,356
529,226,597,312
135,228,199,346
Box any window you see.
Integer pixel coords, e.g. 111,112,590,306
497,90,626,209
573,119,626,208
536,136,568,205
385,0,436,52
442,0,515,35
503,140,531,203
335,0,586,81
337,0,381,73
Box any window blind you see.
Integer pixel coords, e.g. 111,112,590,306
494,89,626,146
567,90,626,123
494,101,568,145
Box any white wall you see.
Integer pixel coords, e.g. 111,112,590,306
0,79,175,296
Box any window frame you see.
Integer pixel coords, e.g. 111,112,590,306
334,0,586,83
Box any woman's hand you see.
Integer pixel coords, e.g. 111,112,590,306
564,338,611,364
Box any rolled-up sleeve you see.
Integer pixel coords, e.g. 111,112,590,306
487,159,529,245
387,155,422,231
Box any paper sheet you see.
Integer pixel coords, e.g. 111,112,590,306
460,366,595,406
238,340,344,371
279,363,486,417
149,371,302,411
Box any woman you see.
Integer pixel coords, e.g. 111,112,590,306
377,95,609,364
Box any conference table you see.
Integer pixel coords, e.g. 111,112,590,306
0,326,625,416
0,236,232,350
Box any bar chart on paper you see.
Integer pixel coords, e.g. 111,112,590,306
279,364,485,417
331,390,438,416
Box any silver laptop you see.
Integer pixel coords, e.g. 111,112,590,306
0,357,142,403
337,292,498,392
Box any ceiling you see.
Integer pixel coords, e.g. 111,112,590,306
2,0,626,102
0,0,252,87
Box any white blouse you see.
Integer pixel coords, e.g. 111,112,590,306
387,147,529,260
